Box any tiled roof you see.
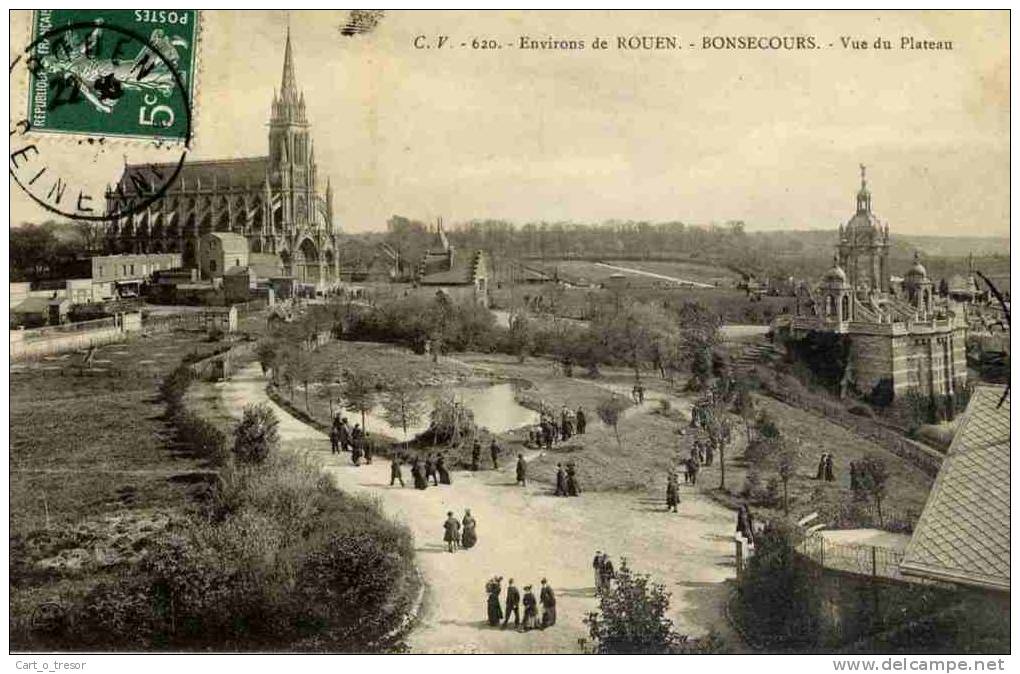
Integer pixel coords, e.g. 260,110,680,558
118,157,270,194
900,386,1011,592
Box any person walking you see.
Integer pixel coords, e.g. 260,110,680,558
688,457,699,485
816,453,827,480
540,578,557,628
486,576,504,626
489,438,500,469
503,579,521,629
824,453,835,482
461,509,477,549
411,457,428,490
437,454,452,485
425,454,438,486
471,440,481,471
362,432,373,465
599,553,615,593
576,407,586,434
390,455,405,487
566,462,580,496
338,417,352,452
443,511,461,553
666,472,680,513
554,463,567,496
516,453,527,487
329,425,340,455
522,585,540,631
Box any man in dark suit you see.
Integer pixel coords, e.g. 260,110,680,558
516,454,527,486
503,578,521,629
489,439,500,469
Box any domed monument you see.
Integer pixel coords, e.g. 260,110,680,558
783,167,968,401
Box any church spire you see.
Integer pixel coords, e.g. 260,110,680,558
281,26,298,103
855,163,872,214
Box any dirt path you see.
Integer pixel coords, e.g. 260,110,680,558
213,363,742,654
593,262,716,288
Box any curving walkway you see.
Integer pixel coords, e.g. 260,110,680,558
213,363,740,654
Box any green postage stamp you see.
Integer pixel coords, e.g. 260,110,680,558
24,9,198,142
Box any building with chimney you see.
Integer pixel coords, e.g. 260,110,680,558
102,30,340,290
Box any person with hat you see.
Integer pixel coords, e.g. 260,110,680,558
540,578,557,628
521,584,540,631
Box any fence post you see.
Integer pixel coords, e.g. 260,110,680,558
871,546,878,577
735,539,743,576
819,536,824,568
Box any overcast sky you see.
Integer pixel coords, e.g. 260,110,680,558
9,10,1009,235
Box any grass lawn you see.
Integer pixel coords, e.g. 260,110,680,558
10,330,232,642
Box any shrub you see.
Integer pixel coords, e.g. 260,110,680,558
176,411,228,464
233,403,280,465
583,558,723,654
737,519,823,649
160,365,195,413
847,403,875,418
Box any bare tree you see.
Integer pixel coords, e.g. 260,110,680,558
597,396,629,447
341,367,379,431
381,381,428,448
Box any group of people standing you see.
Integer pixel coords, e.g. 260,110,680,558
407,453,453,489
816,452,835,482
331,416,374,465
530,405,587,449
471,438,502,471
442,510,478,552
553,462,581,496
592,551,616,594
486,576,556,631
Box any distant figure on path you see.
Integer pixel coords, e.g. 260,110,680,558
390,455,405,487
443,511,461,553
486,577,504,626
351,438,363,466
338,417,352,452
329,426,340,454
352,423,364,449
576,407,587,434
816,453,828,480
516,453,527,486
490,439,500,469
461,509,477,549
540,578,557,628
362,432,373,464
824,453,835,482
503,579,521,629
736,504,755,545
666,472,680,512
437,454,452,485
687,458,699,485
593,551,603,590
554,463,567,496
412,458,428,490
598,553,615,593
522,585,540,630
471,440,481,471
425,454,438,486
566,462,580,496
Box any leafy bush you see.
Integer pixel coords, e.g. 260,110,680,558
847,403,875,419
175,411,227,465
583,558,723,654
233,403,280,465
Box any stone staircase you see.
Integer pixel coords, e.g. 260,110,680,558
731,337,783,376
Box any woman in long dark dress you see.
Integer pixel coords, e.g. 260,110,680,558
437,454,453,485
824,453,835,482
666,474,679,512
521,585,540,630
816,453,827,480
486,577,504,626
461,509,477,549
412,458,428,490
425,454,438,486
566,463,580,496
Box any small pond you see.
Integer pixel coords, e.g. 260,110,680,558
349,382,539,442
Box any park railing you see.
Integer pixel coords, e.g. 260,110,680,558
797,533,906,582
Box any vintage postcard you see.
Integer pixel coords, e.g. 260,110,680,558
7,9,1010,663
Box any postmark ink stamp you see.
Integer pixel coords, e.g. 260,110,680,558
10,10,198,221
